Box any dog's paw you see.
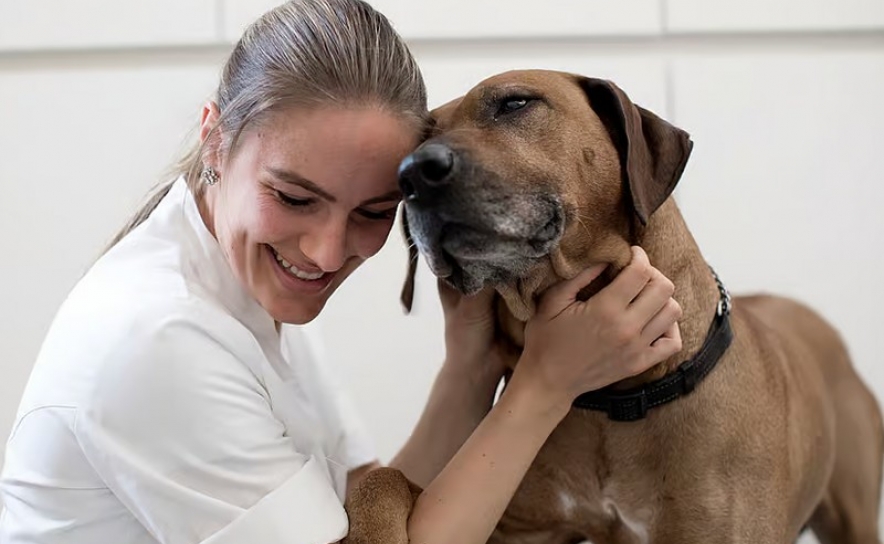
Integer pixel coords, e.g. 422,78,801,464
342,467,422,544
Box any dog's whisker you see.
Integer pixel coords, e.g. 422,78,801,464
574,214,592,239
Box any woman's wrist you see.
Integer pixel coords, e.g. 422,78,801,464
504,353,574,424
444,338,508,377
438,356,503,403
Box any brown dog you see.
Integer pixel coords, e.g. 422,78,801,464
344,70,884,544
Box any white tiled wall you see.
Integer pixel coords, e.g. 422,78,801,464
222,0,663,41
1,2,882,540
667,0,884,32
221,0,282,41
337,0,663,40
0,1,220,50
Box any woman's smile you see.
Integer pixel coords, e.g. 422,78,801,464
266,244,336,295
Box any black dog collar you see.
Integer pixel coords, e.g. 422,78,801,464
572,267,734,422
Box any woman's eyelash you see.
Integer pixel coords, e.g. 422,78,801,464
277,190,395,220
358,208,397,221
277,191,313,207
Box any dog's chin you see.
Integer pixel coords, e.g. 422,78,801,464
417,242,518,295
406,197,565,296
420,247,485,295
423,227,562,296
443,263,486,296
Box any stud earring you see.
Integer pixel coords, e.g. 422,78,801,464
200,166,220,186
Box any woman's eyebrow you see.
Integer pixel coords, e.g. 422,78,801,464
267,167,336,202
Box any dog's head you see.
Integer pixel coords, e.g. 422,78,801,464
399,70,692,320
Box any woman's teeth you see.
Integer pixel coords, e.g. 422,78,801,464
273,249,325,281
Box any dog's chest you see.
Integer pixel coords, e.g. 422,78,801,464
500,488,653,544
566,491,653,544
502,457,658,543
499,411,664,544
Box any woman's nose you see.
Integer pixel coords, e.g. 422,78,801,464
302,216,350,272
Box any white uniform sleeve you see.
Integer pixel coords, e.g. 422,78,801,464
299,324,376,471
73,303,348,544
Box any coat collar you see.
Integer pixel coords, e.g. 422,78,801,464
163,178,284,365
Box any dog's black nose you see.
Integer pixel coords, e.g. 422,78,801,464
398,143,455,203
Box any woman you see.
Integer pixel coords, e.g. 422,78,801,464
0,1,682,543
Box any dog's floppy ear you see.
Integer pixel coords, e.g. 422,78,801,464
399,207,418,314
579,77,693,225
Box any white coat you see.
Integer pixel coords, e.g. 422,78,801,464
0,178,375,544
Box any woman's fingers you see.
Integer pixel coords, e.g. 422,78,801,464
647,321,683,364
596,246,653,308
627,269,676,325
640,297,683,346
536,264,608,317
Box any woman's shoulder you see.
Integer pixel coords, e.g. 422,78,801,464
58,213,254,351
47,275,259,370
54,257,223,351
22,267,264,414
18,193,269,421
63,187,259,355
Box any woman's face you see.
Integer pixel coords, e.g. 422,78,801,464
200,104,419,324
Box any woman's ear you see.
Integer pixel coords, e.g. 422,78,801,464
199,101,223,169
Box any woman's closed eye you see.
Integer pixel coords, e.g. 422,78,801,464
277,190,315,208
357,207,398,221
278,189,396,220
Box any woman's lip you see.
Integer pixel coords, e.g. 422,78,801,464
266,246,335,293
269,245,325,275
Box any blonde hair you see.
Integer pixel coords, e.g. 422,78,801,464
108,0,427,247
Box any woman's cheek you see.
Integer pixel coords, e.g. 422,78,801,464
357,220,396,258
254,200,296,240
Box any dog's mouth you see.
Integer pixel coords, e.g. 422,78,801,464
405,196,565,294
398,140,568,294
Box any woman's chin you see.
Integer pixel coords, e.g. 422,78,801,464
267,299,326,325
250,283,328,325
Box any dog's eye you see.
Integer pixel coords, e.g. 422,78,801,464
497,97,534,116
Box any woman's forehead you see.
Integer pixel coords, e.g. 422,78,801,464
237,107,416,199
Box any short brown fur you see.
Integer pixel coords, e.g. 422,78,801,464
344,70,883,544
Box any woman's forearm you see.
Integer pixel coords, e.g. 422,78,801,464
390,362,501,488
404,370,569,544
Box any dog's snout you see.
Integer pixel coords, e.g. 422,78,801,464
398,143,456,203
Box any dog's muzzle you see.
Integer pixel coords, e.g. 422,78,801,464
398,141,565,294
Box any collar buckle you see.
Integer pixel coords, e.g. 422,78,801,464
711,266,732,316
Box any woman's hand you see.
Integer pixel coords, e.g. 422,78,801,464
514,246,683,415
437,279,508,386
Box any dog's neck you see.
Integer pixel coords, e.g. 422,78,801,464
619,198,721,387
498,198,721,388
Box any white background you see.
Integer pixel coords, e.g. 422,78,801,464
1,2,883,540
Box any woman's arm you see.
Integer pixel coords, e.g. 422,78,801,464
390,355,503,488
405,366,567,544
391,280,509,488
396,247,683,544
348,350,501,495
